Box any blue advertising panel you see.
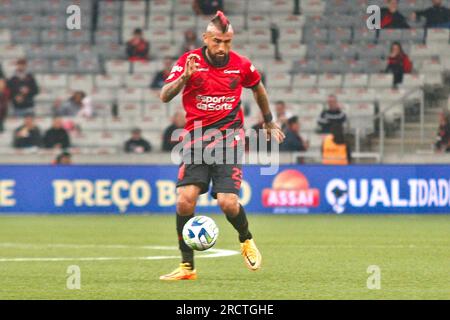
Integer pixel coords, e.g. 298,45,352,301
0,165,449,214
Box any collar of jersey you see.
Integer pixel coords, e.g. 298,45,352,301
201,46,230,69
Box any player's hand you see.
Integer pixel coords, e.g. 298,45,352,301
183,54,200,79
263,121,285,144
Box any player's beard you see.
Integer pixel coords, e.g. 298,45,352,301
206,49,228,67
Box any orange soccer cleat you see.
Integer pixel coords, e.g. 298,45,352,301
240,239,262,271
159,263,197,281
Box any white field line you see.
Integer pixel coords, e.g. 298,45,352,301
0,243,239,262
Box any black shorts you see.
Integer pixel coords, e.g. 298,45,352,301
176,129,244,198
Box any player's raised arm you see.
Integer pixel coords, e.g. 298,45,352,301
251,82,286,143
159,54,200,103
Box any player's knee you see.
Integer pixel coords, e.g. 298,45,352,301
176,195,197,215
218,197,239,216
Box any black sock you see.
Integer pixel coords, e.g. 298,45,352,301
226,204,253,243
176,213,194,269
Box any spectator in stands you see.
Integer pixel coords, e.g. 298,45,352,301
0,64,4,79
279,116,309,152
126,28,150,62
180,29,203,55
385,42,413,88
317,95,347,134
124,128,152,153
322,123,352,165
435,112,450,152
43,117,71,150
274,100,293,130
13,115,41,149
151,57,174,89
7,58,39,117
193,0,224,15
411,0,450,28
162,110,186,151
380,0,410,29
53,91,86,117
53,151,72,165
0,78,9,132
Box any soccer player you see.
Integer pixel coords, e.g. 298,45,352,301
159,11,285,280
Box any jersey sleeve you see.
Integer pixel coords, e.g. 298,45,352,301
164,53,188,84
241,57,261,88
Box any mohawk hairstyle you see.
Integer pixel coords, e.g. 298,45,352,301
210,11,230,33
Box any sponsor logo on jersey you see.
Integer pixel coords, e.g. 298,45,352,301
224,69,240,74
195,95,236,111
171,65,183,73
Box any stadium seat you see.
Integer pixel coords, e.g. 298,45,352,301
402,29,425,43
147,29,173,44
247,0,272,14
378,29,403,42
173,15,196,30
40,29,66,44
248,29,271,44
29,58,51,73
353,28,377,43
368,74,394,88
97,14,121,29
117,88,143,102
426,28,450,43
149,0,173,14
173,0,194,14
122,14,146,30
270,0,293,13
66,30,91,45
297,103,323,117
91,88,116,104
267,72,291,89
247,14,271,29
142,102,168,117
279,43,306,59
143,89,162,103
105,60,130,74
400,74,425,89
148,14,172,30
318,74,343,88
343,73,369,88
123,0,146,13
69,75,94,92
95,30,120,44
271,14,305,28
297,88,327,103
303,27,328,43
0,29,10,43
224,0,247,14
94,74,122,89
42,74,68,89
292,74,317,88
248,43,275,59
328,28,352,43
12,29,39,44
278,28,302,44
124,74,151,88
150,43,178,59
292,59,318,74
119,102,143,117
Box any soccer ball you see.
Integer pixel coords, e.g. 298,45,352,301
182,216,219,251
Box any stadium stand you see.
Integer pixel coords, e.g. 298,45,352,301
0,0,448,162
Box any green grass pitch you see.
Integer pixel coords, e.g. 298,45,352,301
0,215,449,300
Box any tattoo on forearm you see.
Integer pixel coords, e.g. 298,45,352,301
161,75,187,102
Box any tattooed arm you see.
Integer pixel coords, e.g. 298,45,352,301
160,54,199,103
